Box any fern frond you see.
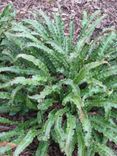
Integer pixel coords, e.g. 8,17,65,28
23,19,49,40
29,84,60,102
94,142,116,156
65,114,76,156
98,31,116,58
0,117,17,124
39,110,56,141
16,53,49,75
0,75,47,89
0,146,12,155
54,14,65,44
36,141,49,156
14,129,37,156
0,92,10,99
0,130,21,141
38,10,57,41
91,116,117,144
76,126,86,156
74,60,107,84
0,66,40,75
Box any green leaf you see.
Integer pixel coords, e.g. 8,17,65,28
0,130,20,141
94,143,116,156
0,92,10,99
54,116,66,148
23,19,49,40
0,117,17,124
0,146,11,155
26,97,37,110
65,114,76,156
16,54,49,74
99,32,116,57
0,75,47,89
0,104,21,113
91,116,117,144
38,99,54,111
36,141,48,156
29,84,60,102
74,60,107,84
39,110,56,141
63,89,91,147
0,66,40,75
14,129,36,156
38,10,55,39
77,126,86,156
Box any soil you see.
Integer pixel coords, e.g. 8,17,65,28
0,0,117,156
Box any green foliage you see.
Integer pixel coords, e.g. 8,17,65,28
0,5,117,156
0,4,15,37
14,129,37,156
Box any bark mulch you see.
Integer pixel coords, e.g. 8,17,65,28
0,0,117,32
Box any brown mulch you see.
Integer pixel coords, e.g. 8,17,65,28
0,0,117,155
0,0,117,33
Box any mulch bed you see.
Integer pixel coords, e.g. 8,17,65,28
0,0,117,32
0,0,117,155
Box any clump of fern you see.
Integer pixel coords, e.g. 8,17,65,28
0,5,117,156
0,4,15,40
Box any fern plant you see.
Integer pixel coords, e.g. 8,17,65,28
0,5,117,156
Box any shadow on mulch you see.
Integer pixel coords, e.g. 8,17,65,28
49,142,65,156
19,141,65,156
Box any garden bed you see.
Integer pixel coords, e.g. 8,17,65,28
0,1,117,156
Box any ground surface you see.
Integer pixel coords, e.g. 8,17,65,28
0,0,117,33
0,0,117,155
